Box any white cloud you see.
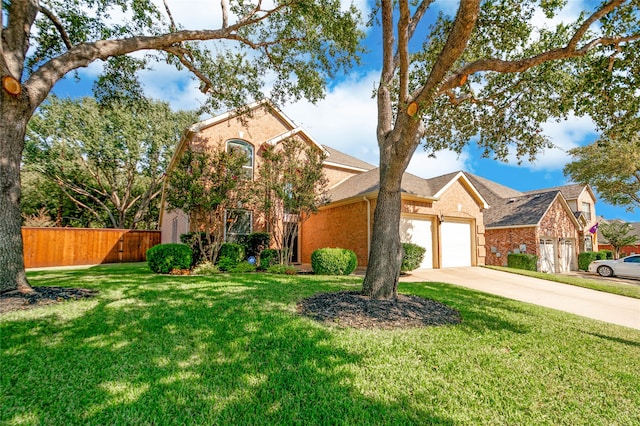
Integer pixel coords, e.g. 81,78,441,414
506,113,597,171
407,149,472,179
281,69,380,165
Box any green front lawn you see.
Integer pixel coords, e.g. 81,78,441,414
486,265,640,299
2,263,639,425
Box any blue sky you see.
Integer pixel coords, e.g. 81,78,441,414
51,0,639,222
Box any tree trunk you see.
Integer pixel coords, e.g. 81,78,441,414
0,93,33,293
361,180,404,300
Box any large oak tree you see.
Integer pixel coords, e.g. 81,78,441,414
363,0,640,299
24,96,199,229
0,0,362,293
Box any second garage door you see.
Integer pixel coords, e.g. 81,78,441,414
441,221,472,267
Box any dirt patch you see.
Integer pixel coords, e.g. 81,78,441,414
298,291,461,329
0,287,98,314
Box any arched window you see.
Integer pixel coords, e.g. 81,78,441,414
226,139,254,179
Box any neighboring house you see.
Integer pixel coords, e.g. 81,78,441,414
465,174,598,273
596,219,640,257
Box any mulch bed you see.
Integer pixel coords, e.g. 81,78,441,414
0,287,98,314
298,291,462,329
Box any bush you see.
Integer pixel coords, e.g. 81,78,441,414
228,261,257,273
578,252,598,271
598,250,613,259
507,253,538,271
219,243,245,263
192,261,220,275
239,232,271,258
401,243,426,273
259,248,280,270
147,243,192,274
267,264,297,275
311,248,358,275
217,256,236,272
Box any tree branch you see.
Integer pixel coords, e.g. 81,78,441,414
38,4,72,49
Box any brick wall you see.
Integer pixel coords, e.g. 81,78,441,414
485,227,538,266
300,200,371,265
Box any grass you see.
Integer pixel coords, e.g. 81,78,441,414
485,265,640,299
1,263,639,425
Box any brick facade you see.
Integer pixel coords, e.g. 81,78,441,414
484,196,580,271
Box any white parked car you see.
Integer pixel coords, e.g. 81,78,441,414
588,254,640,279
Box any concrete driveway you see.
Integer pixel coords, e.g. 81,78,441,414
401,267,640,330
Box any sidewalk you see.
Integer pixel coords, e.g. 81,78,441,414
402,267,640,330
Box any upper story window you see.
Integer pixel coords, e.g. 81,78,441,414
226,139,254,179
581,202,592,221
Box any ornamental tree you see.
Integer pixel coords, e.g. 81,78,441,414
599,221,639,259
164,147,250,264
0,0,362,293
254,139,328,264
363,0,640,300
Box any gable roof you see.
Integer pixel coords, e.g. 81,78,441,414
327,169,488,208
482,191,561,228
322,145,376,172
526,183,595,201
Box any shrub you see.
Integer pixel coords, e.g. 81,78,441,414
147,243,192,274
507,253,538,271
192,261,220,275
401,243,426,273
219,243,245,263
598,250,613,259
239,232,271,258
228,261,257,273
217,256,236,272
259,248,279,270
267,264,297,275
311,248,358,275
578,252,599,271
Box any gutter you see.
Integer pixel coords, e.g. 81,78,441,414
363,196,371,261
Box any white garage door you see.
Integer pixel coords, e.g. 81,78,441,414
399,217,433,269
441,221,472,267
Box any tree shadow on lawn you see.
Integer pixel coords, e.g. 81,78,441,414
2,270,455,425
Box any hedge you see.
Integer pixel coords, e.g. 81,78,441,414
147,243,192,274
507,253,538,271
311,248,358,275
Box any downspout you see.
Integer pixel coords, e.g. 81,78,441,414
363,196,371,263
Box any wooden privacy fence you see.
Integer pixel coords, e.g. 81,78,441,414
22,227,161,268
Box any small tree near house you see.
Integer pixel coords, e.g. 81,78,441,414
164,147,250,264
254,139,328,264
599,221,639,259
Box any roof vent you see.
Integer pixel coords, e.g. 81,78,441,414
506,198,516,204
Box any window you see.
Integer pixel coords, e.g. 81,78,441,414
581,202,591,221
226,140,254,179
225,209,252,242
584,236,593,252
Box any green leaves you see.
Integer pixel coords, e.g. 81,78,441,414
564,134,640,211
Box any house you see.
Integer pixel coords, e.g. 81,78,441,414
596,219,640,257
159,100,596,273
465,174,598,273
159,101,488,268
159,100,378,261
